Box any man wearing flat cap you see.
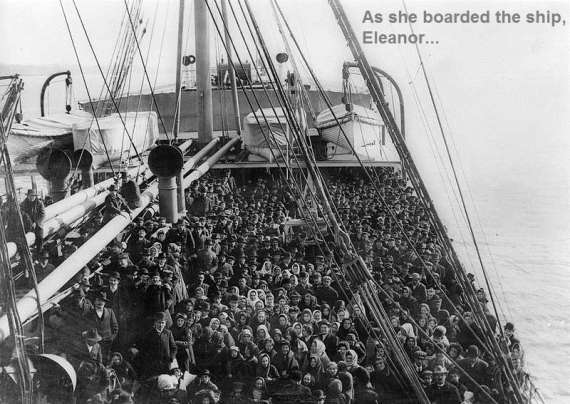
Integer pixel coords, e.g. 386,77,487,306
20,189,45,251
138,311,177,377
103,184,131,224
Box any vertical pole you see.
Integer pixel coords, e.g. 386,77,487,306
221,0,241,135
175,0,187,215
158,176,178,223
195,0,213,143
174,0,185,139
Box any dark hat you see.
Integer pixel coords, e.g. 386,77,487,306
109,271,121,281
40,250,50,259
108,184,116,192
466,345,480,357
318,320,331,328
27,189,37,196
505,322,515,331
313,390,326,400
82,328,102,343
153,311,168,322
175,312,188,320
197,369,210,376
158,252,167,259
118,252,129,260
91,290,109,302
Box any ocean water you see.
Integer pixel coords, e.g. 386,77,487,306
5,59,569,403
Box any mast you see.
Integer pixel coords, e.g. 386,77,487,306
221,0,241,136
195,0,213,143
174,0,187,215
174,0,185,139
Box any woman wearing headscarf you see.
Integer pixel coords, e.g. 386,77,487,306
249,377,270,403
254,353,280,381
246,289,261,309
272,341,299,379
320,304,332,321
307,338,331,370
255,325,270,349
260,338,277,361
219,323,236,349
172,313,195,373
230,311,250,341
250,310,271,331
303,354,326,388
345,349,369,392
236,328,255,353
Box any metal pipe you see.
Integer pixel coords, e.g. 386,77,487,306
221,0,241,136
0,184,157,343
42,193,107,238
148,145,184,223
183,137,239,188
43,164,146,222
40,71,71,117
182,137,219,173
178,139,193,153
343,62,405,138
7,165,149,260
195,0,213,143
176,139,193,214
0,140,237,343
158,176,178,223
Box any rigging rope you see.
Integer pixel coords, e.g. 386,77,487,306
70,0,144,164
121,0,171,140
59,0,117,177
273,0,498,359
400,1,522,399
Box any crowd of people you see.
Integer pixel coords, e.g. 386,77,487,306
4,167,526,404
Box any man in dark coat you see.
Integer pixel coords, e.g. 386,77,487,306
104,272,131,350
410,273,427,303
103,184,131,223
425,365,461,404
314,275,339,307
138,311,177,378
316,321,339,359
20,189,45,250
166,219,196,254
79,290,119,363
